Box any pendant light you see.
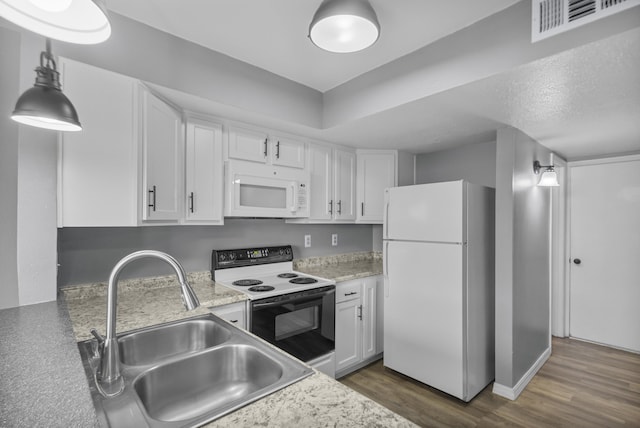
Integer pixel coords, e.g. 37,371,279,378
533,161,560,187
11,39,82,132
309,0,380,53
0,0,111,44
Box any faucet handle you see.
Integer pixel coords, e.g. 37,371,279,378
90,328,105,345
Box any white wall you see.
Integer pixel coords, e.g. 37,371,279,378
494,127,552,398
415,141,496,188
0,27,20,310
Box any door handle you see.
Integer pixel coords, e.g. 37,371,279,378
357,305,363,321
276,141,280,159
263,138,268,157
573,258,582,265
148,185,156,212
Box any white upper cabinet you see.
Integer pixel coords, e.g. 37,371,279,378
57,58,140,227
141,89,184,222
334,149,357,221
184,117,224,224
295,144,356,223
228,126,305,169
356,150,397,223
270,135,305,169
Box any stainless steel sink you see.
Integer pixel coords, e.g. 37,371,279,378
118,318,232,366
78,313,313,427
135,344,284,422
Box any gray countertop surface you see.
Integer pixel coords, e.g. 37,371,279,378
0,256,414,428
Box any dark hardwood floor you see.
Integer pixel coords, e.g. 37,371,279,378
339,337,640,427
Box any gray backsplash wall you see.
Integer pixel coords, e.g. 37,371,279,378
58,220,373,287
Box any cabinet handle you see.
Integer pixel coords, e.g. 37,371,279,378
361,202,364,216
276,141,280,159
358,305,363,321
148,185,156,212
229,319,238,323
189,192,194,213
344,291,357,296
337,200,342,215
263,138,268,157
329,200,333,215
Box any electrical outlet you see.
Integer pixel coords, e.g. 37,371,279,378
332,234,338,246
304,235,311,248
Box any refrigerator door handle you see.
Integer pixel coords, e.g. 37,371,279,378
384,201,390,239
384,241,390,297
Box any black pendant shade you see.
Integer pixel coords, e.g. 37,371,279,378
11,40,82,132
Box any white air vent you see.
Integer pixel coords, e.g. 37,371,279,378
532,0,640,42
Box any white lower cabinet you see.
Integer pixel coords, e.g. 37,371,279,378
334,275,382,377
210,301,247,330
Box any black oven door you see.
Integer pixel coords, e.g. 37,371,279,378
250,285,335,362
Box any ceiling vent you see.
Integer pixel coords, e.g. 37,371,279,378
531,0,640,42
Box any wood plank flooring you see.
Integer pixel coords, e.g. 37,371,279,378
339,337,640,427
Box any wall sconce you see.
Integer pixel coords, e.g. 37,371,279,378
533,160,559,187
11,39,82,132
309,0,380,53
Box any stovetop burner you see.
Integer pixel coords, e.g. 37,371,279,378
277,273,298,278
232,279,263,287
289,277,318,285
248,285,275,292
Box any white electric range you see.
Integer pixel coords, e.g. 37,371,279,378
211,245,336,377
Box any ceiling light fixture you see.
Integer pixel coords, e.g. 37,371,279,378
0,0,111,44
309,0,380,53
11,39,82,132
533,161,559,187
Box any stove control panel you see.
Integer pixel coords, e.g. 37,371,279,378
212,245,293,271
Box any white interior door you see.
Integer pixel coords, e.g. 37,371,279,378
569,157,640,352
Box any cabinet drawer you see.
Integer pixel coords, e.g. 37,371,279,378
336,281,361,303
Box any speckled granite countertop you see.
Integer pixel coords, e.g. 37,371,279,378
61,271,246,341
294,251,383,282
1,253,414,428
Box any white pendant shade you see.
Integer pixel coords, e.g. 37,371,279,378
309,0,380,53
0,0,111,44
538,170,560,187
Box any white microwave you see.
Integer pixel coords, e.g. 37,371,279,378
225,161,309,218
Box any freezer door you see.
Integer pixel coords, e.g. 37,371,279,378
383,240,464,399
384,181,464,243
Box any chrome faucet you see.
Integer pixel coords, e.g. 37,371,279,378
94,250,200,396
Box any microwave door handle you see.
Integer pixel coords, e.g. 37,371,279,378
290,183,297,213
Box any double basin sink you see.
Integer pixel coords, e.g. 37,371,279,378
78,313,313,427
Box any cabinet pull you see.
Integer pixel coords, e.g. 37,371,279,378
361,202,364,216
263,138,268,157
229,319,238,323
329,200,333,215
148,185,156,212
276,141,280,159
189,192,194,213
345,291,357,296
337,200,342,215
358,305,363,321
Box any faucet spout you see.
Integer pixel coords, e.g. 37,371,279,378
97,250,200,394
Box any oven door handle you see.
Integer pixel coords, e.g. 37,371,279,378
252,292,332,310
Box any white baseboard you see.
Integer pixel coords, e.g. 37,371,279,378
492,346,551,400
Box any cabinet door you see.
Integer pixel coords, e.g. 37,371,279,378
271,136,305,169
335,298,362,372
361,277,377,360
58,58,139,227
185,119,223,224
228,127,268,164
308,144,333,221
141,89,183,221
211,302,246,330
334,149,356,221
357,151,396,223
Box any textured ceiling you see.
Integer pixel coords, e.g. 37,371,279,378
108,1,640,160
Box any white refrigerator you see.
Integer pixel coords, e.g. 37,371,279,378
382,180,495,402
